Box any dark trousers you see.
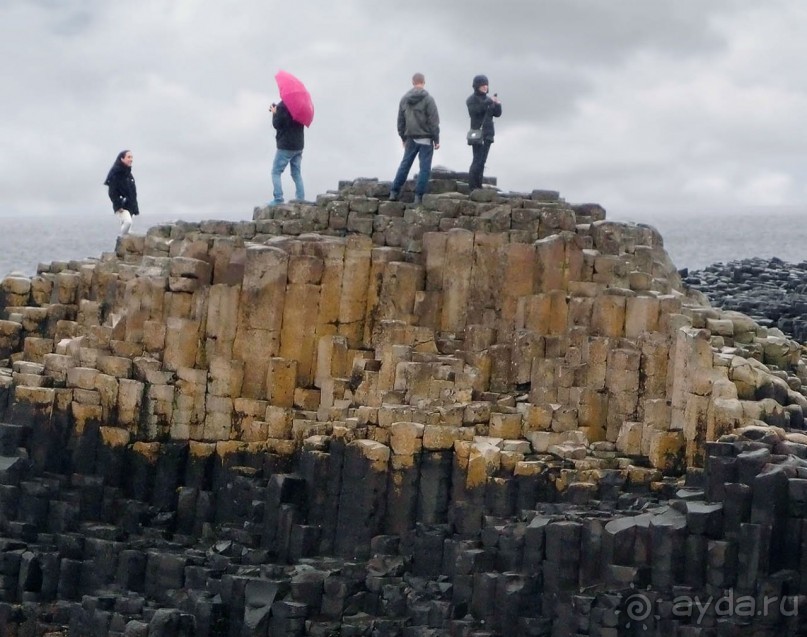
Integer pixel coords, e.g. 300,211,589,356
468,141,492,190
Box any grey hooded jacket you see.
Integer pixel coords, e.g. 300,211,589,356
397,87,440,145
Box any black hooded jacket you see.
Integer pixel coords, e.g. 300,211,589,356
273,101,305,151
466,90,502,142
104,154,139,215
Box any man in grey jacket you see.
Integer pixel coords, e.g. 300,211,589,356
389,73,440,205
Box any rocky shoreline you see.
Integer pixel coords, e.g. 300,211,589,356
683,257,807,344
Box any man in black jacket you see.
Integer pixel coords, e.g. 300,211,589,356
466,74,502,191
389,72,440,205
270,100,305,205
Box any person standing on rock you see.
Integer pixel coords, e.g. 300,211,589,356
466,74,502,192
104,149,139,236
389,72,440,205
269,100,305,205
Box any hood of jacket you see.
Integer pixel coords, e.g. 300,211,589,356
404,87,429,105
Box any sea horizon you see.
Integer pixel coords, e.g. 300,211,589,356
0,204,805,278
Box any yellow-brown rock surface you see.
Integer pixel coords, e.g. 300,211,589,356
3,176,806,487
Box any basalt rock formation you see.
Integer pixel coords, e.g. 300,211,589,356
684,257,807,343
0,171,806,635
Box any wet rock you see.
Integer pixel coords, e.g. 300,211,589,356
686,257,807,343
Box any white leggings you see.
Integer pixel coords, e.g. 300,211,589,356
115,209,133,235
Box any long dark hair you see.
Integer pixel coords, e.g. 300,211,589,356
104,149,131,185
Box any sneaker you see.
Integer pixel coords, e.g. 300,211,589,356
389,191,399,202
268,199,283,207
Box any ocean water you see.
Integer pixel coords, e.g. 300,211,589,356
0,209,248,278
623,207,807,271
0,206,805,278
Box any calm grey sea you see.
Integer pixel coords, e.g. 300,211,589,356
622,207,807,272
0,209,248,278
0,207,804,277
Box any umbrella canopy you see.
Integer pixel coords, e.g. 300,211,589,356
274,70,314,127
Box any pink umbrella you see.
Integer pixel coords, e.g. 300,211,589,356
274,70,314,127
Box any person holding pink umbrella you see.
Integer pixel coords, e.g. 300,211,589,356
269,100,305,205
268,71,314,205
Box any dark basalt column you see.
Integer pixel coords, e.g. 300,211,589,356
384,455,420,536
334,442,388,560
417,450,452,525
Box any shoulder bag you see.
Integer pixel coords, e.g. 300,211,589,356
467,104,490,145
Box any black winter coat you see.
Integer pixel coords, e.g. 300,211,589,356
273,101,305,151
466,91,502,142
104,164,139,215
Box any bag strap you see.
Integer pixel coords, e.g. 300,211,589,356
477,99,492,130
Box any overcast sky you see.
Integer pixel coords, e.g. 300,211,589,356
2,1,807,220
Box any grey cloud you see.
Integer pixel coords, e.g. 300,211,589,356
414,0,732,63
0,1,805,219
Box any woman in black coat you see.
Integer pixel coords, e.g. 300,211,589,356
466,74,502,191
104,150,139,235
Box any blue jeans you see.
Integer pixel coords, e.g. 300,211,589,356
391,140,434,197
271,149,304,203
